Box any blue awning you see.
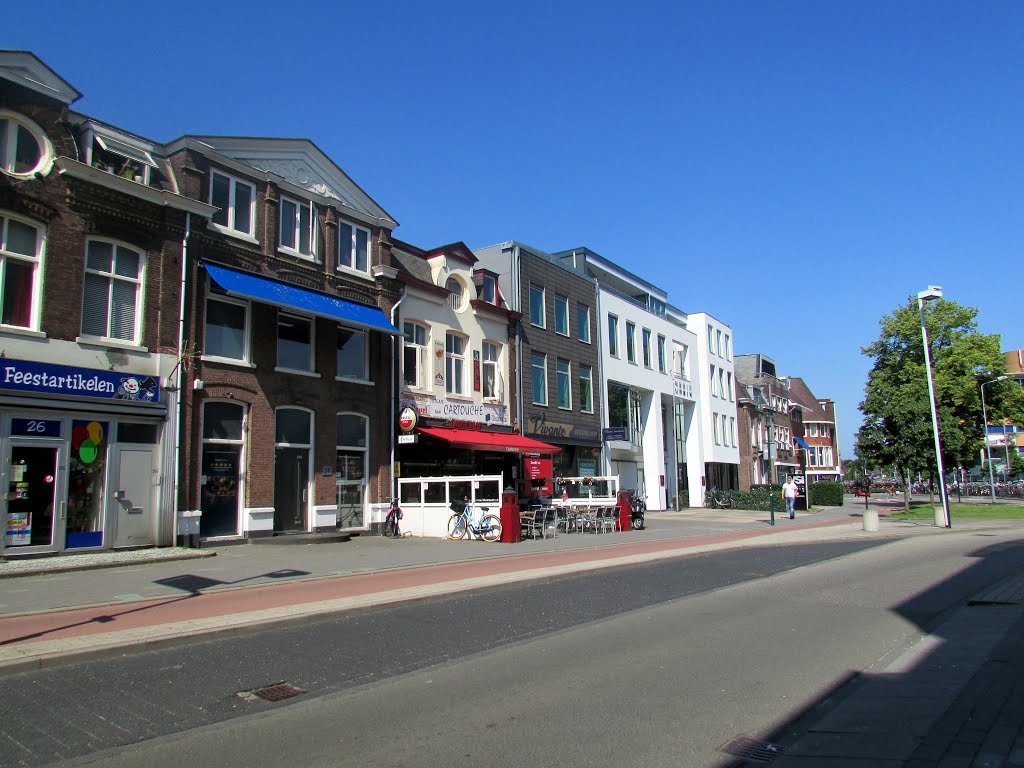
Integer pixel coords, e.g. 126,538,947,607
795,437,812,450
205,263,399,336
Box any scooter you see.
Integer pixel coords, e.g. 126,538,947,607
630,490,646,530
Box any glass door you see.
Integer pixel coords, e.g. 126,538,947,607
5,442,66,553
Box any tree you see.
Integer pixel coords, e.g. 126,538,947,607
857,296,1024,510
1011,450,1024,479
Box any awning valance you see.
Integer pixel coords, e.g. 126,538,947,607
205,263,399,336
418,427,562,454
794,437,812,450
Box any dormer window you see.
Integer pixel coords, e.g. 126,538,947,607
337,220,369,274
0,112,51,177
446,277,465,312
482,274,496,303
91,134,156,184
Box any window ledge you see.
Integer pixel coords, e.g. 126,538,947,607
274,367,321,379
201,355,255,369
335,265,373,282
76,336,148,353
277,248,320,263
336,376,373,386
208,223,260,246
0,326,46,339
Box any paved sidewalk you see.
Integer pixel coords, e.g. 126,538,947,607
2,503,1023,767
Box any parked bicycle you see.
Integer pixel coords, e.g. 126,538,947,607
628,488,646,530
705,487,734,509
447,497,502,542
382,498,403,538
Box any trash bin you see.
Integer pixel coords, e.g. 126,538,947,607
616,490,632,532
499,491,521,543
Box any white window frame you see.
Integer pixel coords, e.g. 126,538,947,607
727,371,733,401
709,365,717,397
529,284,545,328
446,277,466,312
336,219,370,275
336,324,368,382
403,321,428,389
279,195,318,259
0,111,53,178
336,412,368,481
626,321,636,364
556,359,571,410
445,331,467,395
531,353,548,406
80,238,145,345
0,211,43,331
707,326,714,353
482,274,496,304
203,293,251,363
209,169,256,239
608,314,619,357
554,295,569,336
276,311,316,374
482,341,501,400
579,365,594,413
730,416,736,447
657,335,666,373
724,333,731,360
713,412,720,445
577,303,591,343
642,328,652,368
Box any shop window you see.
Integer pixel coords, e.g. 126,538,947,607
403,321,428,388
337,220,369,273
209,170,255,237
0,112,50,177
336,325,367,380
277,312,313,372
336,413,367,529
81,239,144,344
0,212,43,330
279,196,317,258
115,423,158,443
201,401,245,538
67,420,109,548
204,295,249,361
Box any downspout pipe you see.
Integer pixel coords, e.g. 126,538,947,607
173,212,191,543
390,285,408,501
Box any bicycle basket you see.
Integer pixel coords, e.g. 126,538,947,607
449,500,463,514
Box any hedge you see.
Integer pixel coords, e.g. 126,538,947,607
809,480,844,506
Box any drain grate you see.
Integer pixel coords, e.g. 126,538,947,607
719,734,782,764
238,682,307,702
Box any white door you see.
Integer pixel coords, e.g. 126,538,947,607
113,447,155,547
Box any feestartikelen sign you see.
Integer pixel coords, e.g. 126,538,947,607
0,358,160,403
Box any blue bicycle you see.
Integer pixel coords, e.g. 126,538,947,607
446,498,502,542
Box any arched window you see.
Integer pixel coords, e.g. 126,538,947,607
446,277,465,312
0,112,52,177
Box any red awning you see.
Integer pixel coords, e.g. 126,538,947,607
417,427,561,454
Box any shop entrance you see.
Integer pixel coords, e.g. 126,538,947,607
274,447,309,532
112,447,155,548
5,442,65,553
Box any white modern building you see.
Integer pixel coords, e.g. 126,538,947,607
689,313,741,492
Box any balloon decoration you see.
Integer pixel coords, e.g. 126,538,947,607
72,420,106,464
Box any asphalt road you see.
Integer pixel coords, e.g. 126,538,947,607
5,531,1024,767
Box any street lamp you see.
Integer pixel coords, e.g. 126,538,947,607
980,375,1008,504
918,285,951,528
757,403,776,527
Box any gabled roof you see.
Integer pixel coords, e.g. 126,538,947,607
166,135,397,227
422,241,477,267
0,51,81,105
786,377,830,422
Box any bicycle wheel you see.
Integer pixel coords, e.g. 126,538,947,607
382,518,394,537
479,514,502,542
447,514,467,540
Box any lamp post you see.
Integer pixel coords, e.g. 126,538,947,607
918,286,951,528
980,375,1008,504
758,405,776,526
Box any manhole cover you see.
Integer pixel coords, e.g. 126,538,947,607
238,682,307,702
719,734,782,763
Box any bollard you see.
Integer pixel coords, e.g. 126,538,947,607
933,506,945,527
863,509,879,532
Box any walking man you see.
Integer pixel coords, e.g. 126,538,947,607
782,474,798,519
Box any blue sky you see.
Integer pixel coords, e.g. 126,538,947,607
9,0,1023,460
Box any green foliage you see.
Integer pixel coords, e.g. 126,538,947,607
858,296,1024,481
809,480,844,506
736,484,783,511
1011,451,1024,479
